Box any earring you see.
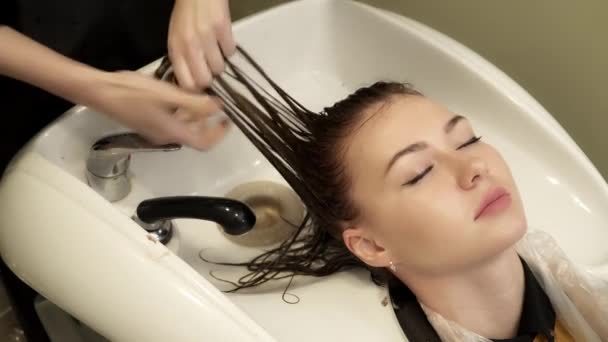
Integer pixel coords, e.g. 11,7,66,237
389,261,397,272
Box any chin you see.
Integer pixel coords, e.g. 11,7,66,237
509,216,528,242
480,212,528,259
509,200,529,240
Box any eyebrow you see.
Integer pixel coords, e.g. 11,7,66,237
445,115,465,133
384,115,466,175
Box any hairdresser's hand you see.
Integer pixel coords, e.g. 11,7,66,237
168,0,236,90
0,25,229,151
86,70,230,149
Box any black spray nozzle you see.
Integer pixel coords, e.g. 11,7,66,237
136,196,256,235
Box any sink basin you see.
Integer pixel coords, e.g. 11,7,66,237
1,0,607,341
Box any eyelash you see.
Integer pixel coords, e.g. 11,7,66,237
457,135,482,150
403,136,482,186
404,165,433,186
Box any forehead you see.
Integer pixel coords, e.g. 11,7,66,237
345,95,455,159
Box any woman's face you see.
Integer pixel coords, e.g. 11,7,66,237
341,95,527,276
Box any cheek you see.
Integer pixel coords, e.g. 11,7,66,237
486,149,526,210
367,187,472,259
485,147,517,185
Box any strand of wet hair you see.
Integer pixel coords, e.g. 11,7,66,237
198,215,364,293
156,49,385,295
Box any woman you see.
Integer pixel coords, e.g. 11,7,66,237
158,49,607,341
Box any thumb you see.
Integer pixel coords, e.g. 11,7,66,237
155,113,221,150
151,77,222,115
178,93,223,118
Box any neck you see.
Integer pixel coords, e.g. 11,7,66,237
398,249,525,339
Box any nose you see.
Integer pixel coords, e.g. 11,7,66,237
448,154,488,190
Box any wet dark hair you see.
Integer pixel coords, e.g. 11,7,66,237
155,47,422,293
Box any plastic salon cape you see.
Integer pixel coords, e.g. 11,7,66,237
420,230,608,341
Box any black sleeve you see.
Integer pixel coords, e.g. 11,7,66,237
1,1,18,27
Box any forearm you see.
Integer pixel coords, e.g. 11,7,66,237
0,25,102,105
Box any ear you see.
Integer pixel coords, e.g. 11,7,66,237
342,225,391,268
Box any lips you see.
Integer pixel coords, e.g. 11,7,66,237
474,187,512,220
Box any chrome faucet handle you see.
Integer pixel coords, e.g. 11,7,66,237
86,133,181,202
87,133,181,177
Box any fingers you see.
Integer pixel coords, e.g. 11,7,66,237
203,35,225,75
179,116,231,150
216,18,236,57
173,108,194,122
167,0,234,91
159,107,230,151
145,75,221,116
182,30,225,88
122,107,183,146
138,105,230,151
170,53,197,91
169,28,231,90
91,68,229,151
179,93,222,117
217,0,236,57
152,74,228,151
184,39,212,88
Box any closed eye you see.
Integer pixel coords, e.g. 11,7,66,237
403,165,433,186
457,136,482,150
401,136,480,187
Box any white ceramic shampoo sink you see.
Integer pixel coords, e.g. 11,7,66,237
1,1,607,341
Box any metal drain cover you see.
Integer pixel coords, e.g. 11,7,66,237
220,180,305,247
